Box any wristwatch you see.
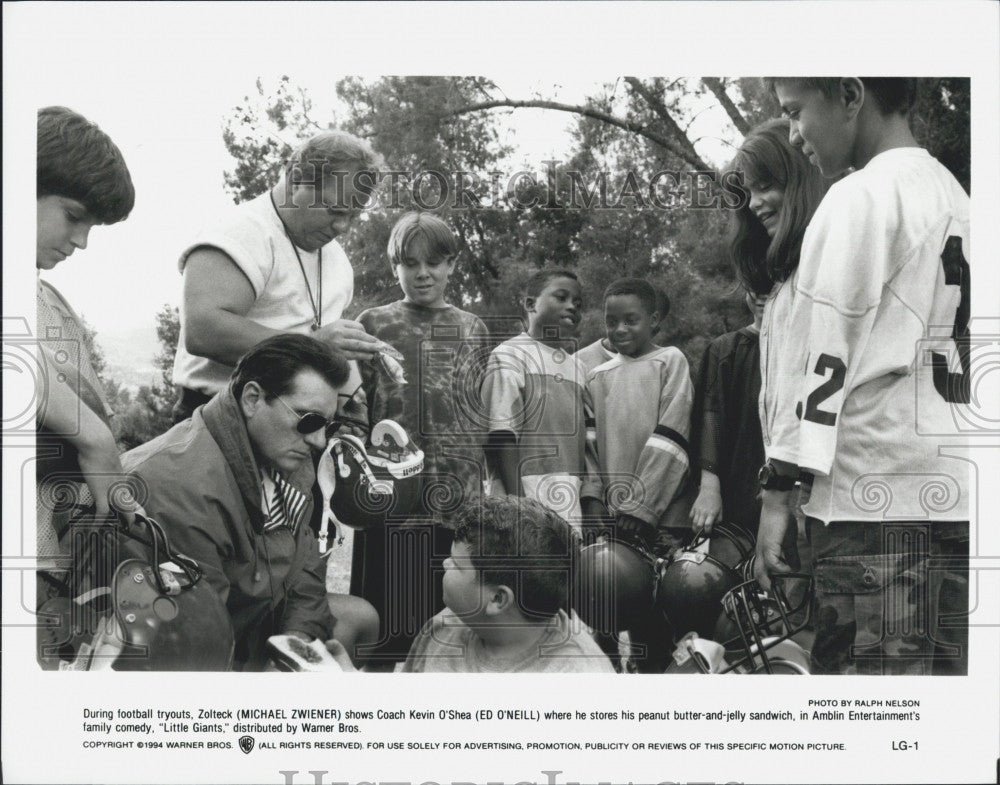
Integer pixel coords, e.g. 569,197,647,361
757,461,798,492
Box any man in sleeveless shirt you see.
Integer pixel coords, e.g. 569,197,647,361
172,131,385,422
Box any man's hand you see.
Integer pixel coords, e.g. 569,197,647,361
754,489,794,591
690,471,722,533
114,502,146,528
125,504,147,527
314,319,381,362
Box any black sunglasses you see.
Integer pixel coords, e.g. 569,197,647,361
273,394,340,435
271,382,367,437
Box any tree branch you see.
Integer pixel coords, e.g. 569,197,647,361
296,87,324,132
622,77,706,166
702,77,751,137
448,98,710,170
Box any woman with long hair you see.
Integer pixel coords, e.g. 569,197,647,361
728,117,828,298
689,119,826,549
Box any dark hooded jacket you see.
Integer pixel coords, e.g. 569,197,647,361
122,386,333,669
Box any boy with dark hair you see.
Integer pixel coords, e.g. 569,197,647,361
581,278,693,672
123,334,379,669
757,77,970,674
351,211,490,667
482,268,590,530
764,77,917,117
401,495,614,673
574,285,670,374
582,278,693,548
37,106,135,234
36,106,137,564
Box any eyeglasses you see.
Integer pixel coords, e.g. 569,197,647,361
272,394,340,435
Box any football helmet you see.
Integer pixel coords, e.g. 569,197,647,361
317,419,424,548
573,538,659,633
655,522,754,640
38,512,234,671
715,572,814,674
107,556,234,671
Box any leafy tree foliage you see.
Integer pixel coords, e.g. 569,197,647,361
217,74,969,378
84,305,180,452
912,78,970,194
154,304,180,390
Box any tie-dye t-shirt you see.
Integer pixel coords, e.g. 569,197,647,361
358,300,490,522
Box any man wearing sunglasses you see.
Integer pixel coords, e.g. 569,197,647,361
123,334,378,670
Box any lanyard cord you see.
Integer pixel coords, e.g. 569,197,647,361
269,191,323,331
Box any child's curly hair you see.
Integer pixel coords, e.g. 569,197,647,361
453,495,578,620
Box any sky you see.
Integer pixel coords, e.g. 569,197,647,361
4,3,997,374
5,3,739,357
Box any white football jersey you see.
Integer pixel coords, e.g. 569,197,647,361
760,148,970,523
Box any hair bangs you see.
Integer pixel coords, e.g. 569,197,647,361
37,106,135,224
726,118,827,296
387,211,458,267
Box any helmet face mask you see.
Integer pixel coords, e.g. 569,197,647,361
38,513,235,671
717,572,813,674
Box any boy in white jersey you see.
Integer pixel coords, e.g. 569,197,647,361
758,78,969,674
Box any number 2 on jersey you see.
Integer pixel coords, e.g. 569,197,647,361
797,353,847,426
795,236,970,424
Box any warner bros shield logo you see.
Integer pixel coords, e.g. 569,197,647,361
239,735,255,754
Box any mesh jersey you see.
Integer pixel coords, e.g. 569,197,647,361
482,333,588,522
760,148,970,523
583,346,694,527
574,338,617,374
36,278,110,557
358,300,490,518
